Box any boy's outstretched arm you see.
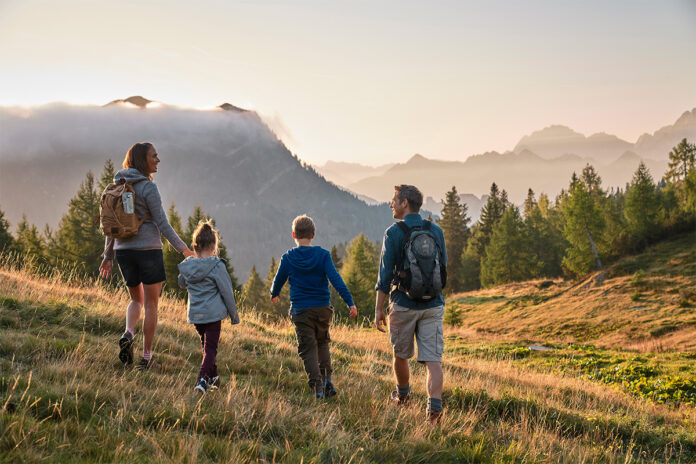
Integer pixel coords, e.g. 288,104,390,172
270,256,290,300
325,253,357,317
214,263,239,324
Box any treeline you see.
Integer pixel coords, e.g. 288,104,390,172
441,138,696,292
0,159,239,294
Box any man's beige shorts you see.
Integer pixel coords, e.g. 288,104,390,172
388,303,444,362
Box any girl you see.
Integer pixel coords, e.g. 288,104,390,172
99,142,193,370
177,221,240,393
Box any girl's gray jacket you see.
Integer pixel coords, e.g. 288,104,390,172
178,256,240,325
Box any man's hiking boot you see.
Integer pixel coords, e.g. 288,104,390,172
323,380,337,398
390,390,411,405
136,356,158,371
194,378,208,394
426,409,443,425
118,332,134,365
208,376,220,390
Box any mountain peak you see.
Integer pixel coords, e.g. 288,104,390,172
406,153,428,164
219,103,248,112
105,96,152,108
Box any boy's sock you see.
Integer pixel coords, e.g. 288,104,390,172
428,397,443,413
142,350,152,361
397,384,411,398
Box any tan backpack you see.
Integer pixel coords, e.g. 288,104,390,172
99,178,149,238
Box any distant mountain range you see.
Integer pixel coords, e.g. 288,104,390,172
0,98,394,280
318,108,695,207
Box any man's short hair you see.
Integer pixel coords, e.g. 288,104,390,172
292,215,315,239
394,185,423,212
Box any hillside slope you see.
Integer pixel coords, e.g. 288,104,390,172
1,255,695,462
448,232,696,351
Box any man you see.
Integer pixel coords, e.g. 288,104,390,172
375,184,447,424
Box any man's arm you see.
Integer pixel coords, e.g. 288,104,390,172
374,290,389,332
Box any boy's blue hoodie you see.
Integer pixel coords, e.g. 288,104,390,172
270,246,354,315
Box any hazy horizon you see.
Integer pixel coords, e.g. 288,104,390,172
1,1,695,165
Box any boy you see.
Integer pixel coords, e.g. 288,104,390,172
270,215,358,398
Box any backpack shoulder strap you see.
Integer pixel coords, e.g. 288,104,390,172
395,221,410,235
423,220,432,231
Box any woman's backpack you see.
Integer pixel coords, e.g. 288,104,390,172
99,178,149,238
393,220,446,302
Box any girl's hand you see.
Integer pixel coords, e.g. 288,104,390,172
271,296,279,303
349,305,358,318
99,259,113,279
183,248,194,258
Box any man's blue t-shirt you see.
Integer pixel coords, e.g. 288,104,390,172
375,213,447,309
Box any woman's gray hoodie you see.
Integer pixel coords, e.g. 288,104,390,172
178,256,240,325
104,168,188,259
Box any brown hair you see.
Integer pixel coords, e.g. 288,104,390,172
191,220,219,254
292,215,315,240
394,184,423,212
122,142,154,180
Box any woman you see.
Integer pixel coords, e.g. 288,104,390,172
99,142,193,370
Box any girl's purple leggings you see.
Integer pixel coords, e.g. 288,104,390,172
194,320,221,381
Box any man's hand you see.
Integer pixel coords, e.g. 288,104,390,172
375,307,387,332
271,296,279,303
183,248,194,258
349,305,358,318
99,258,113,279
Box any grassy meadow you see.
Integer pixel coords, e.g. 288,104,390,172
1,232,696,463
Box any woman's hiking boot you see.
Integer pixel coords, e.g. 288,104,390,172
323,380,337,398
136,356,158,371
118,332,134,365
426,409,443,425
194,378,208,394
390,390,411,405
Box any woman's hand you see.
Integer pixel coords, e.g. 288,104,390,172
99,259,113,279
183,248,194,258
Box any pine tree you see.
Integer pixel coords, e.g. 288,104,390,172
341,234,378,317
52,171,103,274
523,188,537,217
266,256,290,318
686,169,696,214
163,203,186,297
0,209,14,253
524,193,566,277
241,266,267,314
666,138,696,184
481,206,538,287
436,186,470,292
15,216,47,267
624,162,661,247
99,159,116,191
561,176,606,276
330,245,343,271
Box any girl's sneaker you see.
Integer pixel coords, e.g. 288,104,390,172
118,332,134,365
194,378,209,394
208,376,220,390
137,356,159,371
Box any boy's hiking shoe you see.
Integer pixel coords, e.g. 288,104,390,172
194,378,208,394
208,376,220,390
118,332,134,365
323,380,337,398
426,409,443,425
136,356,158,371
315,390,326,400
390,390,411,405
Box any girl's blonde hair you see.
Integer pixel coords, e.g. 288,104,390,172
191,220,219,254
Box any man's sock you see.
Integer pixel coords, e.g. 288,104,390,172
124,328,134,338
428,397,443,413
142,350,152,361
397,384,410,398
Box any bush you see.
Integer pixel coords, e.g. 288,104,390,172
444,303,463,327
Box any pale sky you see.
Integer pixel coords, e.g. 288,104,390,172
1,0,695,165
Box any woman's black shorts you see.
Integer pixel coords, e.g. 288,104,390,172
115,249,166,287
